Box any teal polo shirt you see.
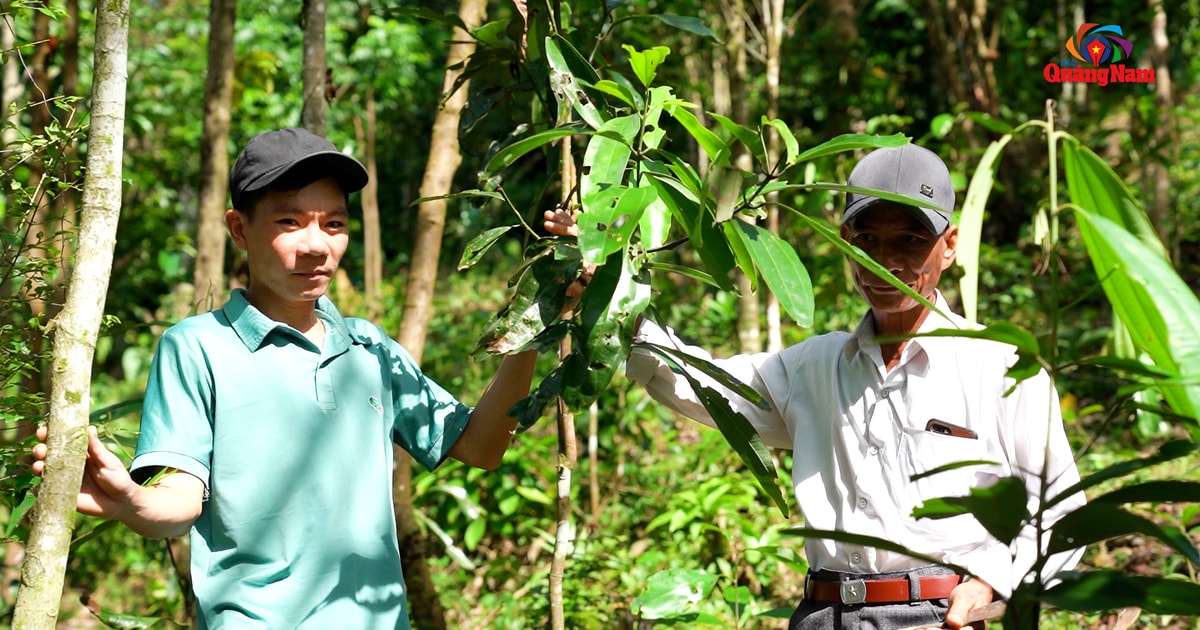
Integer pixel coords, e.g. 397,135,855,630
131,289,472,629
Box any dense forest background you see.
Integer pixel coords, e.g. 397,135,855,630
2,0,1198,627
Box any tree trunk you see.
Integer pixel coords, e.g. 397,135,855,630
393,0,485,627
12,0,130,626
1146,0,1173,251
355,88,382,321
549,141,578,630
19,5,54,422
301,0,327,137
1,8,21,156
761,0,785,352
193,0,237,312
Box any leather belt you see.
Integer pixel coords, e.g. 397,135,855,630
806,574,961,605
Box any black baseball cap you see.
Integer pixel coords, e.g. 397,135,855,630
843,144,955,234
229,128,369,209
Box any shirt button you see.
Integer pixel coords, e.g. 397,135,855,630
851,552,862,563
880,389,890,399
858,497,868,508
868,445,879,456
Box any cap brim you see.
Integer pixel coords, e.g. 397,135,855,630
842,197,950,234
240,151,369,199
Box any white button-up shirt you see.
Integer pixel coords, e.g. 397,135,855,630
626,292,1085,597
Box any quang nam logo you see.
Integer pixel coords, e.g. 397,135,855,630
1044,23,1155,86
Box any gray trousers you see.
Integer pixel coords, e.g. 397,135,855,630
789,566,954,630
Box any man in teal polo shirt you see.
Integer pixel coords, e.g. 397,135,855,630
34,128,541,628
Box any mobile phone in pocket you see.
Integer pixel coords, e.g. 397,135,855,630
924,418,978,439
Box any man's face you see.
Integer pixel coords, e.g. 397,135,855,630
227,177,350,312
841,203,957,320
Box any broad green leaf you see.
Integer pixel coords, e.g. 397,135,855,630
641,342,769,410
782,528,970,575
637,176,673,250
911,476,1029,545
649,14,720,41
728,220,814,327
1076,209,1200,424
546,36,604,129
561,252,652,409
647,348,788,516
581,115,638,199
6,491,36,538
957,134,1013,322
510,364,564,431
623,44,670,88
930,113,955,138
1042,570,1200,615
645,170,736,291
483,123,590,175
1047,501,1200,564
514,485,554,505
642,86,674,150
464,518,486,551
645,261,718,287
458,225,515,270
964,111,1014,134
578,185,657,263
712,113,765,166
633,568,719,619
1093,479,1200,504
592,79,635,108
721,207,754,270
764,118,799,168
1045,439,1197,510
664,101,727,165
793,133,909,164
604,70,645,111
474,246,576,356
1064,141,1165,258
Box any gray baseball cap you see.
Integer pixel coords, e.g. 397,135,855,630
842,144,954,234
229,128,368,209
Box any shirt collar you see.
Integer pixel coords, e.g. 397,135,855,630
844,290,962,363
222,289,361,353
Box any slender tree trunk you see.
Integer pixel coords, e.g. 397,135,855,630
356,89,381,321
762,0,785,352
20,5,54,418
1,7,21,155
393,0,485,627
549,140,577,630
193,0,237,311
12,0,130,626
1146,0,1173,251
715,0,761,354
300,0,327,137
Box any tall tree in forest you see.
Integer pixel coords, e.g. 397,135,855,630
1,8,19,152
20,4,53,402
192,0,237,312
1145,0,1173,251
355,87,382,320
301,0,327,136
393,0,486,626
12,0,130,625
761,0,788,353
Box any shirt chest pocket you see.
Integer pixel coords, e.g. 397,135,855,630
899,429,1006,510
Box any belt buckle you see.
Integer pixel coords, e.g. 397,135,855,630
840,579,867,605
